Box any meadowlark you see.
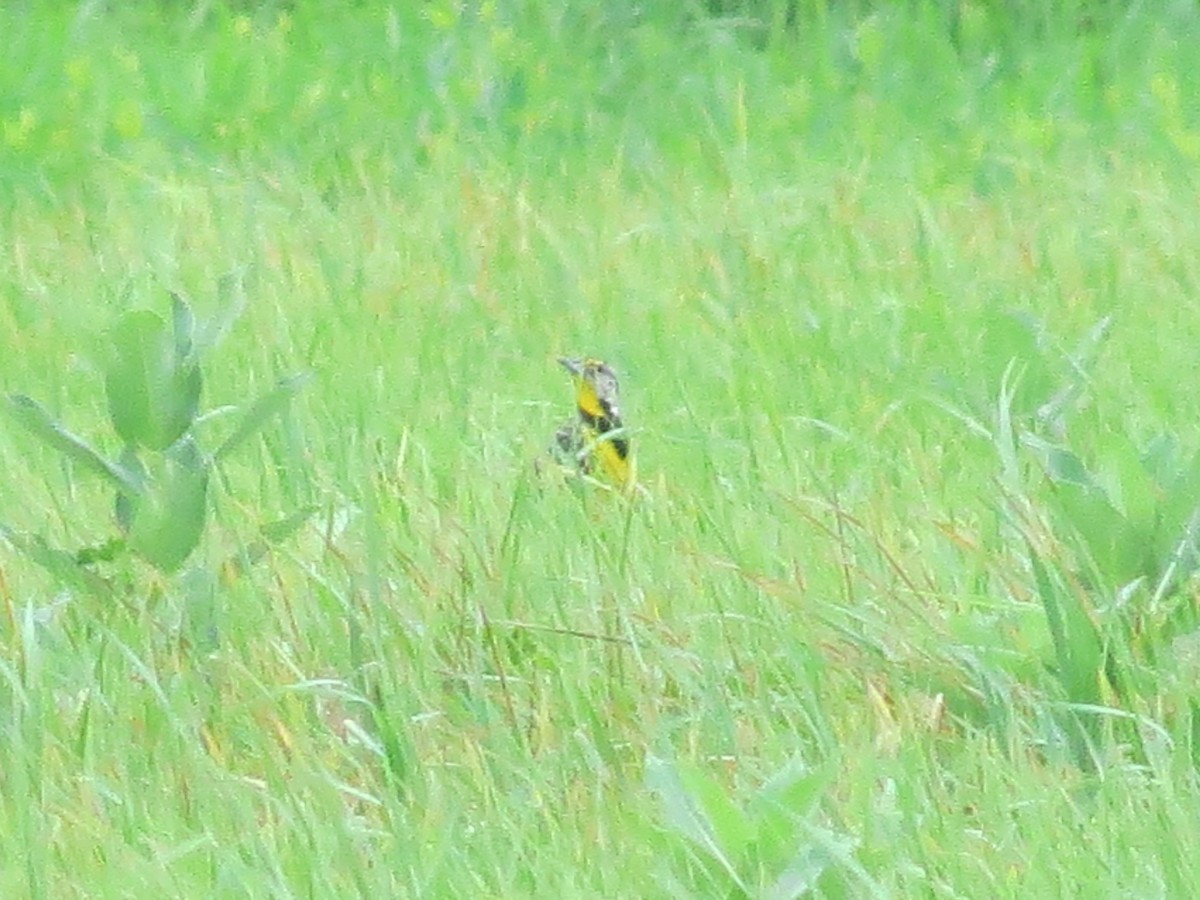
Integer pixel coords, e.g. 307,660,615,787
551,356,634,490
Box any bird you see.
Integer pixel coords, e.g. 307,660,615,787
551,356,634,490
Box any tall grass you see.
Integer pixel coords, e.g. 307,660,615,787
3,1,1200,895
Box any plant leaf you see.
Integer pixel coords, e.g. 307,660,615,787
105,307,202,451
678,762,755,863
126,437,210,572
214,372,312,462
645,755,748,893
5,394,142,494
1028,546,1107,770
1028,544,1105,737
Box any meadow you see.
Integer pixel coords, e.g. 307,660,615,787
3,1,1200,895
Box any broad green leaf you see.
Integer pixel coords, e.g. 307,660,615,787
1141,432,1180,487
1046,448,1093,487
105,308,202,450
1138,435,1199,586
678,761,755,863
1051,482,1146,587
1028,545,1108,768
749,759,837,884
214,372,312,462
126,437,210,572
1162,447,1200,541
766,842,838,900
5,394,142,495
1105,434,1157,537
1024,434,1096,489
754,758,835,822
1029,545,1103,708
645,755,748,892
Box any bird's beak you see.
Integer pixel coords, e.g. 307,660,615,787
558,357,582,375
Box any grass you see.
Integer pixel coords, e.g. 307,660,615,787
4,0,1200,895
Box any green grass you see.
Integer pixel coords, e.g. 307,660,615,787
5,1,1200,895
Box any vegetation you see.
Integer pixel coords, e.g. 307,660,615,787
3,1,1200,895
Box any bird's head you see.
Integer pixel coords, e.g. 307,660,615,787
559,357,622,423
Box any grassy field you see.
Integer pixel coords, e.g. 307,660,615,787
4,1,1200,895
